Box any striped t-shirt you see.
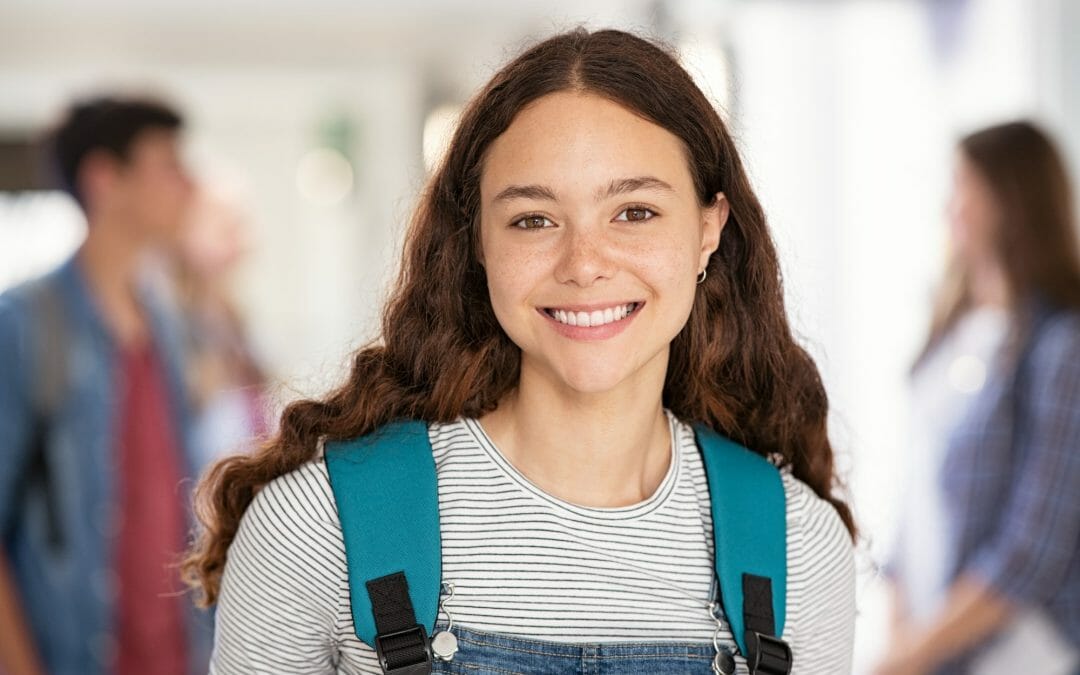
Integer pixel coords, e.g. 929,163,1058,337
211,413,855,674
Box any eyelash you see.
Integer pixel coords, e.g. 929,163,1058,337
614,204,658,222
510,205,658,229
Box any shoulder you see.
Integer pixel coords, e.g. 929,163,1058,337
0,267,68,348
1030,309,1080,364
0,281,41,400
214,460,352,670
1,263,67,309
780,472,854,565
224,459,347,603
780,472,855,609
219,461,347,624
1020,309,1080,402
239,459,343,540
0,280,34,338
0,295,22,352
780,472,856,668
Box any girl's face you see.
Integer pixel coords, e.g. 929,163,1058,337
479,91,726,396
946,151,1001,266
179,188,251,282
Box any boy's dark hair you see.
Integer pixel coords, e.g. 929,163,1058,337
46,96,183,204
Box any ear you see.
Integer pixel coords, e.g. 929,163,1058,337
77,150,121,208
699,192,729,272
475,230,487,269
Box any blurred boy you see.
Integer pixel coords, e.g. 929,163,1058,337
0,96,210,675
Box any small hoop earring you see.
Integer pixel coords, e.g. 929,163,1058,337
696,268,708,284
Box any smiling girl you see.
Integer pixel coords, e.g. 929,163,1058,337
185,28,857,675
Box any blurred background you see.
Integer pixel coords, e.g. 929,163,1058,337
1,0,1077,672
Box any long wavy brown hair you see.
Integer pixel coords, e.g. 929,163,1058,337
914,121,1080,369
184,27,857,605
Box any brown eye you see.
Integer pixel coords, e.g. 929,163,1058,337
615,206,656,222
513,215,554,229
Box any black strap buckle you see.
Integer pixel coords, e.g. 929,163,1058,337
746,631,793,675
374,624,432,675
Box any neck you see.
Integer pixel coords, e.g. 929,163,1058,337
969,257,1012,309
480,357,672,508
76,215,149,346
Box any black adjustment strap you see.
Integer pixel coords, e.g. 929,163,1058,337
367,572,432,674
742,574,793,675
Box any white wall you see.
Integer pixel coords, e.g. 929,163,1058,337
0,3,1076,669
0,62,426,404
0,0,658,406
728,0,1079,670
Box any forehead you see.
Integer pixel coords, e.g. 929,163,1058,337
954,151,992,190
480,91,694,200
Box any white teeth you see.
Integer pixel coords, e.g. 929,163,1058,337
548,303,637,328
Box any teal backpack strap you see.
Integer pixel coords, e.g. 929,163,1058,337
693,424,792,675
324,420,440,674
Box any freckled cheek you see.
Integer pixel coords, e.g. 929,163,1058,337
633,250,698,337
484,246,548,318
624,239,697,294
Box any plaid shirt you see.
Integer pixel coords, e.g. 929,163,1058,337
941,306,1080,661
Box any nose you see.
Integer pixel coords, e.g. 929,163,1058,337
552,223,615,288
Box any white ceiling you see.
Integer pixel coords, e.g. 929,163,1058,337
0,0,669,72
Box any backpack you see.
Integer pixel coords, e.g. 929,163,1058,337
6,277,68,553
324,420,793,675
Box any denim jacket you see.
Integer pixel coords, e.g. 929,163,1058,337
0,256,212,675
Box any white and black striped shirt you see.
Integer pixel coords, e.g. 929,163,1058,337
211,414,855,674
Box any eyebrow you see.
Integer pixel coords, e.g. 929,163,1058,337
491,175,675,204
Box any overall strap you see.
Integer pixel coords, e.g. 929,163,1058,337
324,420,440,674
693,424,792,675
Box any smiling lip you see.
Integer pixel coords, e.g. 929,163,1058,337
537,301,644,341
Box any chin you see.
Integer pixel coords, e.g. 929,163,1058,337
548,359,641,396
516,333,669,397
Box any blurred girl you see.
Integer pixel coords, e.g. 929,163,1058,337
878,122,1080,675
172,185,271,463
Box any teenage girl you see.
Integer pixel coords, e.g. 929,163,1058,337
185,28,858,675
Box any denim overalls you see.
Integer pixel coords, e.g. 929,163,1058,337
427,621,729,674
